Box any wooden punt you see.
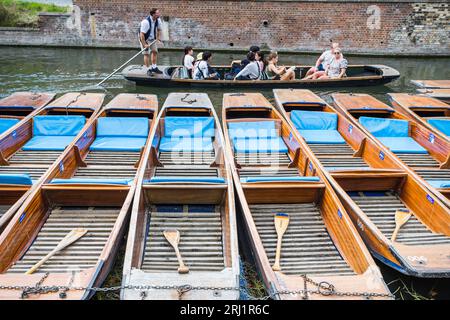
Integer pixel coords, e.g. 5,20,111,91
388,93,450,142
0,93,104,232
0,93,158,300
121,93,239,300
411,80,450,89
332,93,450,206
273,89,450,277
123,64,399,88
222,92,391,300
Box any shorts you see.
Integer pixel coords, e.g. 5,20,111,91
139,38,158,55
317,64,325,72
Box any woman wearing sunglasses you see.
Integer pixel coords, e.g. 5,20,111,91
318,48,348,79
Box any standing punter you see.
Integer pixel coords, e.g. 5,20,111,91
139,8,163,75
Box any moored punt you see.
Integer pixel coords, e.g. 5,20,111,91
388,93,450,141
274,89,450,277
0,92,104,232
415,89,450,104
332,93,450,206
0,92,55,136
121,93,239,300
123,64,399,88
0,93,157,300
222,92,391,300
411,80,450,89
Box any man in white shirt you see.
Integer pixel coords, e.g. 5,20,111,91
139,8,163,74
303,42,340,79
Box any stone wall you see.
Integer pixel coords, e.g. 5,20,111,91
0,1,448,55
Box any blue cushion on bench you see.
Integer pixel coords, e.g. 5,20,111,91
240,176,320,183
0,174,33,185
165,117,215,138
0,118,20,134
159,136,213,152
359,116,409,137
427,119,450,137
22,136,77,151
426,180,450,189
228,121,278,140
90,137,147,152
291,110,338,130
298,129,346,144
50,178,133,185
233,137,288,153
147,176,225,184
96,117,149,137
33,115,86,136
377,137,428,154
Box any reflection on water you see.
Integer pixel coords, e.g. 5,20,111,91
0,46,449,299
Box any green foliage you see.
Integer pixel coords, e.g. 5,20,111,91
0,0,68,27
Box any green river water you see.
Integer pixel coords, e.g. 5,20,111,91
0,46,449,300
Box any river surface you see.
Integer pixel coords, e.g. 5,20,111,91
1,46,450,300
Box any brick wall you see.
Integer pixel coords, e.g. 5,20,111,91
0,1,448,55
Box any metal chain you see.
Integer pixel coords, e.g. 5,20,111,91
181,93,197,104
0,275,394,300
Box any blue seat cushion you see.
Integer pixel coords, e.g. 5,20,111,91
377,137,428,154
359,116,409,137
33,115,86,136
291,110,338,130
96,117,149,137
50,178,132,185
0,174,33,185
147,177,225,184
240,176,320,183
0,118,20,134
164,116,215,138
22,135,76,151
427,119,450,137
228,121,278,140
90,137,147,152
298,129,346,144
159,137,213,152
426,180,450,189
233,137,288,153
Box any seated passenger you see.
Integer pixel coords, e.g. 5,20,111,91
304,42,339,79
318,48,348,79
193,51,219,80
182,46,195,78
256,51,269,80
266,52,295,81
234,52,261,80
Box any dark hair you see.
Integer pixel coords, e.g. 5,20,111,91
249,46,260,53
246,51,256,62
184,46,193,55
202,51,212,61
256,51,267,66
150,8,159,16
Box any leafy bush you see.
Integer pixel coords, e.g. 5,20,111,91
0,0,68,27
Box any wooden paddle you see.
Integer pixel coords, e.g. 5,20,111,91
25,228,88,275
272,213,289,271
391,209,412,242
163,229,189,274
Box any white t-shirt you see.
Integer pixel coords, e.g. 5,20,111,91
319,50,334,68
140,17,162,41
184,55,195,70
194,61,209,80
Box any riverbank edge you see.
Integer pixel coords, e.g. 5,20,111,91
1,43,449,58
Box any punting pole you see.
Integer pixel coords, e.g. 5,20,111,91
96,39,157,87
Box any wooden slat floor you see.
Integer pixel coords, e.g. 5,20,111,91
350,191,450,245
396,153,450,184
0,150,61,180
8,206,120,273
141,205,225,272
73,151,140,179
155,151,218,178
235,152,291,166
308,143,370,170
0,166,47,180
0,205,9,221
249,203,355,276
